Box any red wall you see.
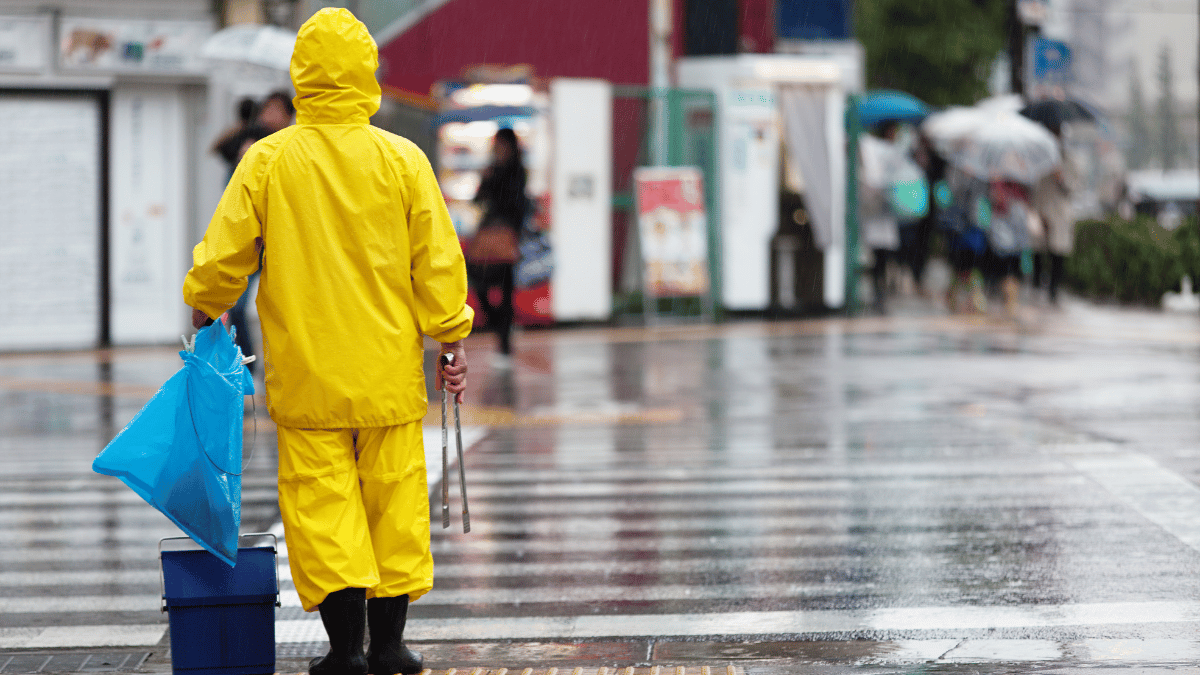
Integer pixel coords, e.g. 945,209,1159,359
378,0,651,96
739,0,775,53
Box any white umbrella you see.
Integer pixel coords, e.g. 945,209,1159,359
922,106,991,155
923,107,1059,184
201,24,296,71
953,112,1060,183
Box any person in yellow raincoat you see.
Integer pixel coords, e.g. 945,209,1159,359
182,8,471,675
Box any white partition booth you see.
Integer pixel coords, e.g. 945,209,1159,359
677,54,861,311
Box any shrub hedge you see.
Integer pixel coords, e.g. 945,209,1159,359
1066,215,1200,305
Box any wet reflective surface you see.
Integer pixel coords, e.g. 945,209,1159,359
8,298,1200,670
0,348,280,637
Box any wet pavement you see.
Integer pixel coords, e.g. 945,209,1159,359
7,295,1200,672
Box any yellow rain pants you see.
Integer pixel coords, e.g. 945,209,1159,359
277,423,432,611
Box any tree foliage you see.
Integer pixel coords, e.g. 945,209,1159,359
856,0,1009,107
1068,215,1200,305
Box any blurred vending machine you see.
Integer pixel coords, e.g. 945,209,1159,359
433,74,613,325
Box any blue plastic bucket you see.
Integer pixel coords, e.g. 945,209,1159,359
160,535,279,675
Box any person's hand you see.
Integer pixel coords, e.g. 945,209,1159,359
191,308,214,329
436,340,467,404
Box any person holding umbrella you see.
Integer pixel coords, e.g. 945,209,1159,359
183,8,472,675
855,92,934,301
1031,127,1077,305
924,102,1064,315
1022,101,1090,305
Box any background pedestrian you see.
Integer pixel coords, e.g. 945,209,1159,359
467,127,526,360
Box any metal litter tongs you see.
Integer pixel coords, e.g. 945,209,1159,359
440,353,470,533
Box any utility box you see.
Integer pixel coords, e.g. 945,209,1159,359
160,537,279,675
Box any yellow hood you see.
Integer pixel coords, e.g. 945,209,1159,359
290,8,381,125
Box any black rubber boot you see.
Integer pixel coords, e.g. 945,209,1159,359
365,595,423,675
309,588,369,675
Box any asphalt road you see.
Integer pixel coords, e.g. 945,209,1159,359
6,296,1200,673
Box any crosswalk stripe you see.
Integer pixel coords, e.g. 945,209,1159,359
270,582,892,609
268,549,1145,584
421,512,1126,538
1071,453,1200,554
452,490,1093,518
0,625,165,649
0,488,281,507
0,570,159,586
452,476,1099,498
0,507,280,529
270,601,1200,642
0,522,296,545
468,460,1072,483
0,596,162,613
416,581,882,605
0,548,159,563
425,530,1058,556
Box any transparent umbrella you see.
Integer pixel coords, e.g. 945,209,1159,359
922,106,993,156
953,112,1060,183
924,107,1059,184
201,24,296,71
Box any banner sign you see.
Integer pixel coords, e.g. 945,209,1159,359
59,17,212,74
634,166,710,298
0,15,51,72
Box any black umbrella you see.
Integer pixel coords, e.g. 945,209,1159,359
1019,99,1096,134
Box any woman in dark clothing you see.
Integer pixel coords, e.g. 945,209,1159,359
468,128,526,358
906,131,947,292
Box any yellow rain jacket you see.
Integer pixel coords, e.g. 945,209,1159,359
183,9,472,429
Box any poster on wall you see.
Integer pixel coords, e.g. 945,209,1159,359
634,166,710,298
0,15,51,72
59,17,211,74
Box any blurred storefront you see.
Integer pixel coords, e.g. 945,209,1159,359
0,3,230,351
372,0,865,316
0,1,302,352
0,0,870,351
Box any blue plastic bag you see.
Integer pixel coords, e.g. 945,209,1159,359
93,321,253,566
